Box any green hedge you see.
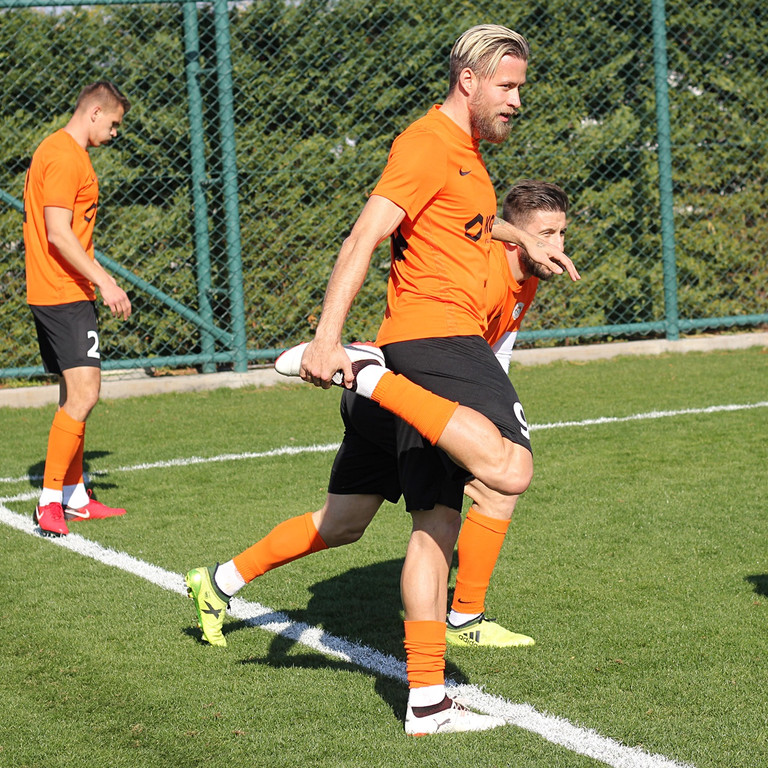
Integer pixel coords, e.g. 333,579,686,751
1,0,765,373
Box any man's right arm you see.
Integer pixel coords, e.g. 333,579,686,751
300,195,405,389
44,206,132,319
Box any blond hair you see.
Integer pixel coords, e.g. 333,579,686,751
449,24,529,91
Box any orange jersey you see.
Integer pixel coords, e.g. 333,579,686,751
23,129,98,305
484,240,538,348
373,106,497,346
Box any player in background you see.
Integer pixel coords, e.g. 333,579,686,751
185,180,571,733
295,23,576,736
446,179,568,647
23,81,132,537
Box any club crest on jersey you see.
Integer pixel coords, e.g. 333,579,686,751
512,301,525,320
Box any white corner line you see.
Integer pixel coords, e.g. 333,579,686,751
0,503,695,768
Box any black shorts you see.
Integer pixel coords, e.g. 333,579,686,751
327,391,402,504
381,335,532,512
30,301,101,376
327,391,474,513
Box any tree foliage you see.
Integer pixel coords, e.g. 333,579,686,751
0,0,765,373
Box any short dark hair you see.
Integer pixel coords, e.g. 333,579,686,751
502,179,569,227
75,81,131,115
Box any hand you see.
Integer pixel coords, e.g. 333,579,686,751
523,234,580,282
99,277,132,320
299,338,350,389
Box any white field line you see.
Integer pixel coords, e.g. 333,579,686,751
3,401,757,765
0,503,695,768
0,442,342,485
531,400,768,432
1,400,765,486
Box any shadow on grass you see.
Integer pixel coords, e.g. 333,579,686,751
746,574,768,597
228,557,467,723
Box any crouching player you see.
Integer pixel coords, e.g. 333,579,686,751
446,179,568,646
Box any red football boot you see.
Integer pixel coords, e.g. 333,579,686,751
34,502,69,537
65,489,127,521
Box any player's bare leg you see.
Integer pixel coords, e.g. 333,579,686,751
401,506,506,735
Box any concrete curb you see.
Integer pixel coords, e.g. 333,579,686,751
509,330,768,366
1,331,766,410
0,366,284,409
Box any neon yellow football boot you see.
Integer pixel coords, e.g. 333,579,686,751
185,565,229,647
446,613,535,648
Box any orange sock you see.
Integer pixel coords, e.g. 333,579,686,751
371,372,458,445
403,620,446,688
451,507,510,614
63,436,85,487
43,410,86,492
232,512,328,584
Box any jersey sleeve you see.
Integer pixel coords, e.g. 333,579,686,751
39,153,80,211
372,129,448,223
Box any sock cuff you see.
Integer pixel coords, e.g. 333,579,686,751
403,619,447,644
369,370,397,404
352,363,388,400
465,506,511,535
302,511,329,553
53,409,86,437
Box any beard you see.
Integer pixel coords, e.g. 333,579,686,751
469,93,514,144
519,247,555,280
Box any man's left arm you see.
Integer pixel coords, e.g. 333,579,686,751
492,217,580,282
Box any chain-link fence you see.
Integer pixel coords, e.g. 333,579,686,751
1,0,766,379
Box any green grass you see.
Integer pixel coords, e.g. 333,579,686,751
1,347,766,768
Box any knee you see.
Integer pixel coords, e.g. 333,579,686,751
418,507,461,550
64,388,100,421
465,480,519,519
324,524,366,548
435,511,461,547
494,459,533,497
317,515,368,547
315,494,381,548
508,465,533,496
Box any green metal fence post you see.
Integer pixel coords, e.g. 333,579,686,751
651,0,680,341
213,0,248,372
183,2,216,373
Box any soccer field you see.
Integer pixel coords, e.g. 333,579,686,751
1,347,766,768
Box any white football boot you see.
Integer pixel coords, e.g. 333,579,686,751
404,695,507,736
275,342,385,389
